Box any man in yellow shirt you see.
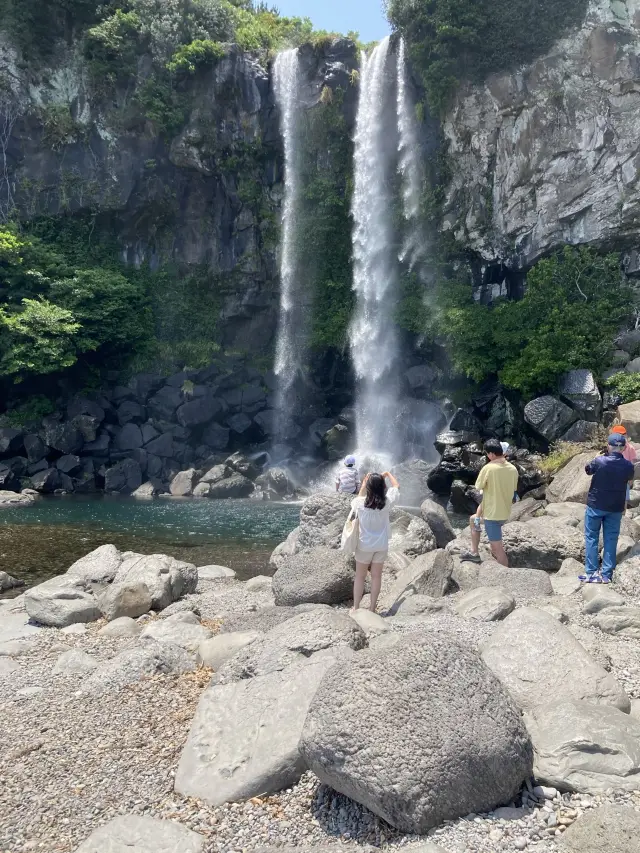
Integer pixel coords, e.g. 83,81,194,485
461,439,519,567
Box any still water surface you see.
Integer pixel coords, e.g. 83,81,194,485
0,496,300,592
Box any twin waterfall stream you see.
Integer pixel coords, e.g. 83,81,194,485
273,37,426,465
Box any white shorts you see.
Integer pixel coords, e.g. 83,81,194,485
355,548,388,566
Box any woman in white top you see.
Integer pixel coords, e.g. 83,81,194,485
351,471,400,613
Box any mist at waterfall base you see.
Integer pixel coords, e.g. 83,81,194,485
271,37,445,483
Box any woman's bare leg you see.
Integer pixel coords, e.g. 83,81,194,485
369,563,383,612
352,562,369,611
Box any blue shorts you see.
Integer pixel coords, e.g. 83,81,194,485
484,520,506,542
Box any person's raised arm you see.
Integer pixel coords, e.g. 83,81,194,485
381,471,399,489
358,474,369,497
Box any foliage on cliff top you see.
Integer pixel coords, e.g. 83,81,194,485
439,247,634,399
387,0,589,113
606,371,640,405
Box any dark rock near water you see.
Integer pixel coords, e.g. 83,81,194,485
104,459,142,494
67,398,106,423
144,433,174,458
561,420,600,443
202,423,230,450
434,430,481,455
208,474,254,499
23,434,47,463
449,408,483,434
115,423,144,451
80,433,111,458
427,445,485,496
31,468,61,493
44,423,83,455
56,455,83,476
450,480,482,515
71,415,101,442
0,428,23,458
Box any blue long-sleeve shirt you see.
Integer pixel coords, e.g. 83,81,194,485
585,452,634,513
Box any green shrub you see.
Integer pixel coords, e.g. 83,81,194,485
439,247,634,399
606,371,640,404
0,298,80,380
84,10,142,93
167,39,226,75
40,104,83,151
387,0,589,113
0,395,55,426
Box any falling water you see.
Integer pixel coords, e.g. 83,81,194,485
273,49,304,444
349,36,401,464
397,37,425,269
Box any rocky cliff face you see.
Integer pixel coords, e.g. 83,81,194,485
443,0,640,271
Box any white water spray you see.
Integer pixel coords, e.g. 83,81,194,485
273,49,304,443
397,37,425,269
349,36,400,465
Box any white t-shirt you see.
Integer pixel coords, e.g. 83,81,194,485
351,487,400,552
337,466,359,494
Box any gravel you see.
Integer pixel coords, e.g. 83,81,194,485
3,562,640,853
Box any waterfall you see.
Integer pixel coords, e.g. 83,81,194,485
349,36,401,464
397,37,425,269
273,49,304,445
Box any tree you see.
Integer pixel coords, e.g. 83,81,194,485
0,298,80,380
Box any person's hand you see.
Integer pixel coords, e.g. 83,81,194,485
380,471,389,479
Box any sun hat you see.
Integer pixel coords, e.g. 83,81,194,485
344,455,356,466
608,433,627,447
612,425,627,435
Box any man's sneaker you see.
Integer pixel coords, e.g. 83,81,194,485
460,552,482,564
601,577,611,585
578,574,601,583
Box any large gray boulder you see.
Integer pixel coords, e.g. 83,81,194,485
213,609,366,685
558,369,602,421
618,401,640,442
175,656,339,806
582,585,625,614
451,558,553,601
480,607,630,713
546,453,594,504
52,649,98,677
561,804,640,853
389,512,436,558
269,528,300,572
208,474,254,499
197,632,260,669
219,604,321,635
420,499,456,548
0,571,23,591
524,396,578,441
141,612,212,652
593,607,640,638
297,493,352,550
98,582,152,621
300,634,532,834
383,550,453,614
613,555,640,597
501,517,584,569
453,587,515,622
75,815,205,853
525,700,640,793
113,553,197,611
272,548,354,607
170,469,198,497
81,640,195,696
24,576,101,628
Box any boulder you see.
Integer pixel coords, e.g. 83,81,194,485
546,453,594,504
480,607,630,713
0,489,35,507
0,571,24,591
148,386,183,421
66,544,122,584
389,458,435,505
524,396,578,441
74,815,205,853
175,656,339,806
104,459,142,494
198,565,236,580
405,364,439,391
132,481,160,498
297,492,353,550
23,434,47,463
593,606,640,638
144,433,174,458
98,616,142,638
170,468,198,497
269,528,300,572
561,804,640,853
30,468,61,494
115,423,144,451
392,595,445,617
544,501,584,524
560,420,600,443
525,700,640,793
613,555,640,597
192,482,210,497
255,467,293,498
56,454,82,476
25,576,101,628
558,370,602,421
453,587,516,622
0,428,24,457
226,451,268,480
213,608,366,685
300,634,532,834
199,464,230,484
618,400,640,442
427,444,485,495
382,550,453,613
449,479,482,514
349,609,389,637
81,640,195,696
501,517,584,569
208,474,254,499
321,424,350,461
116,400,146,426
202,423,230,451
197,632,260,669
219,604,319,635
272,548,354,607
176,395,223,428
141,613,212,652
44,422,83,455
98,582,152,621
552,557,584,596
113,553,197,611
420,498,456,548
389,512,436,558
52,649,98,677
582,585,625,614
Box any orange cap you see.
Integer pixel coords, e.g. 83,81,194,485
612,425,627,435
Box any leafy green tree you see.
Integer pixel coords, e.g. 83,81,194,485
0,298,80,380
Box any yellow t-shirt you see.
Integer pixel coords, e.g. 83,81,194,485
475,460,519,521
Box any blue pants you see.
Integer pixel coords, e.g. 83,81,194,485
584,506,623,580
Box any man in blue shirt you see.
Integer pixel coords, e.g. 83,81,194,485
581,434,635,584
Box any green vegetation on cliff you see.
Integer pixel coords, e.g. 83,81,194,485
439,247,633,398
387,0,589,112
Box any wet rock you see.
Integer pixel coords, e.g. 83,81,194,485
208,474,254,499
450,479,482,514
30,468,61,493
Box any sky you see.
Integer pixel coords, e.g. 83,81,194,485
273,0,391,44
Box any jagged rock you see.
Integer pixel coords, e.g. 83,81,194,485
501,517,584,569
593,606,640,638
44,423,83,455
52,649,98,677
81,640,195,696
176,395,223,428
0,428,24,458
227,413,253,434
453,587,516,622
526,700,640,793
427,444,485,495
104,459,142,494
582,585,625,614
420,499,456,548
202,423,230,450
23,434,47,463
618,401,640,442
66,544,122,584
170,468,198,497
613,556,640,597
113,553,197,611
561,420,600,443
255,467,293,497
175,656,339,806
389,512,436,558
98,617,142,638
213,608,366,685
481,607,630,713
144,433,174,458
25,576,101,628
450,479,482,514
208,474,254,499
148,386,183,421
558,370,602,421
546,453,593,504
98,582,152,621
349,609,389,637
272,548,354,607
30,468,61,493
115,423,144,451
561,804,640,852
524,397,577,442
226,451,268,480
141,612,212,652
200,464,230,484
382,550,453,613
300,634,532,833
197,632,260,669
434,430,482,455
449,408,482,433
